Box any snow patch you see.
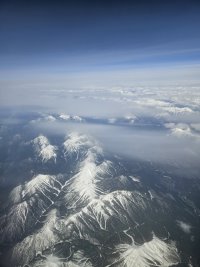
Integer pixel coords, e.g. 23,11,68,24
177,220,192,234
129,176,140,183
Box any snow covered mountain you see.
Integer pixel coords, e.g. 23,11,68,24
0,111,200,267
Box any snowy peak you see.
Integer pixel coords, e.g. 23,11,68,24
63,132,102,159
109,235,179,267
59,114,83,122
0,174,63,245
32,135,57,162
64,152,112,207
11,209,60,266
22,174,61,199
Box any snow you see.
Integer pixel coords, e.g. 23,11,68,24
64,153,111,207
63,132,102,158
64,190,150,239
12,209,60,265
59,114,71,120
72,115,83,122
59,114,83,122
33,135,57,162
0,201,29,244
129,175,140,183
109,235,179,267
8,185,23,205
22,174,60,199
177,220,192,234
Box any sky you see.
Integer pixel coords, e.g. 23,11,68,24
0,0,200,91
0,0,200,171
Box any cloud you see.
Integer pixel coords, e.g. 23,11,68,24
29,119,200,174
165,122,200,141
1,83,200,173
191,123,200,132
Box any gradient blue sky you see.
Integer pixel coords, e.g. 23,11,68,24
0,0,200,85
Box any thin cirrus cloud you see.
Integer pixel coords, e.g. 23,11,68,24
0,0,200,81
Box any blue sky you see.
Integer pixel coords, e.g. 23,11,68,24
0,0,200,84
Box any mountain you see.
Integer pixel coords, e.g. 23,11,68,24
0,111,199,267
